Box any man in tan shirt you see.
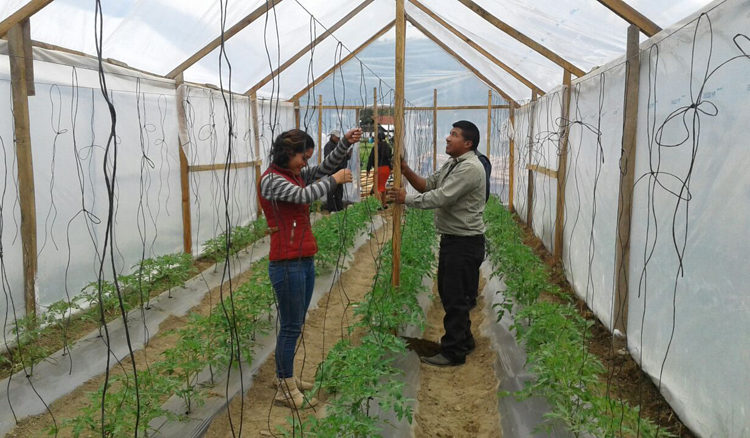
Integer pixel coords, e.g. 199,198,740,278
388,120,486,366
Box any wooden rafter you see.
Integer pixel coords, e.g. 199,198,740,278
408,0,544,94
597,0,661,37
166,0,284,79
0,0,53,37
290,20,395,102
246,0,374,95
406,15,519,107
457,0,585,77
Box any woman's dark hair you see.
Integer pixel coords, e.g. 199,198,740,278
270,129,315,168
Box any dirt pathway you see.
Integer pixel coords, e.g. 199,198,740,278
413,275,503,438
205,220,391,437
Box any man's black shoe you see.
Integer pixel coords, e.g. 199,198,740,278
464,339,476,354
420,353,464,367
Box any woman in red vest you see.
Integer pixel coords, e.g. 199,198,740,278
258,127,361,409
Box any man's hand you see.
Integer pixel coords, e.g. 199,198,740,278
333,168,352,184
344,127,362,144
386,187,406,204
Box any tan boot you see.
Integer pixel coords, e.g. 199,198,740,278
271,376,314,391
274,377,317,409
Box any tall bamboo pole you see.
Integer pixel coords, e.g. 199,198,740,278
317,95,323,165
392,0,405,287
553,71,572,261
175,73,193,254
433,89,437,171
486,89,492,157
250,91,262,217
508,104,515,212
526,89,537,227
373,87,379,197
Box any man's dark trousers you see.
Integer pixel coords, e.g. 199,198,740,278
437,234,485,362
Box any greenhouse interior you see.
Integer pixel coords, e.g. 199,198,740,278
0,0,748,436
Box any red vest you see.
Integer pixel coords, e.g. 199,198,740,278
259,165,318,261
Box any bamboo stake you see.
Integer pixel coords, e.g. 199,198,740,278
526,89,537,228
392,0,405,287
433,89,437,172
250,91,262,217
486,89,492,157
373,87,379,198
508,104,515,212
317,95,323,165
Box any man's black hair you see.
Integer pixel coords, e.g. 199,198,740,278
452,120,480,150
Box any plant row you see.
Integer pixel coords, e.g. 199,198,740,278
290,208,438,437
1,218,268,379
483,197,670,437
52,197,380,437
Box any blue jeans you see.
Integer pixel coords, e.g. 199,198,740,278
269,258,315,378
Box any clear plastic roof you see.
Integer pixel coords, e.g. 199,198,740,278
1,0,714,101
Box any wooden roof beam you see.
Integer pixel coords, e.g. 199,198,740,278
409,0,544,95
166,0,283,79
0,0,54,37
290,19,394,102
597,0,661,37
246,0,374,95
456,0,585,77
406,15,519,107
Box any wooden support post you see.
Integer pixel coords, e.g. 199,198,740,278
317,95,323,165
250,91,263,217
509,104,515,212
553,71,572,261
175,74,193,254
613,25,641,334
433,89,437,172
373,87,379,196
486,89,492,157
8,20,37,317
294,99,300,129
526,89,537,228
392,0,405,287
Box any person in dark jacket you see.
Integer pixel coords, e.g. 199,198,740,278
365,129,393,208
259,127,362,408
323,130,349,212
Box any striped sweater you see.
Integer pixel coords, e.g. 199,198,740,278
259,137,353,203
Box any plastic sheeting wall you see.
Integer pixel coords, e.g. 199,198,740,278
508,0,750,435
563,66,626,330
626,1,750,436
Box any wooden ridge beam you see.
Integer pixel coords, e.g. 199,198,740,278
246,0,374,95
406,15,519,107
597,0,661,37
166,0,284,79
290,20,394,102
409,0,544,94
0,0,53,37
457,0,585,77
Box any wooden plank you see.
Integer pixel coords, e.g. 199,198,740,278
406,16,520,107
188,161,260,172
317,95,323,165
294,99,300,129
8,22,37,317
597,0,661,37
246,0,374,94
175,73,193,254
433,88,437,171
508,104,515,212
613,25,641,335
392,0,405,287
309,104,509,110
0,0,53,37
249,91,263,217
526,89,537,227
457,0,585,77
553,70,572,261
409,0,544,94
486,89,492,157
166,0,283,79
526,164,557,179
290,20,395,102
